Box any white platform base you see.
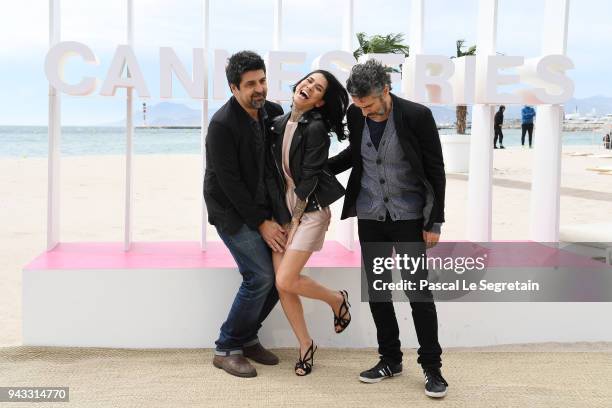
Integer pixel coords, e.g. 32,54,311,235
23,262,612,349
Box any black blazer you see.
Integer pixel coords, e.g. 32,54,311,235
265,110,346,226
203,96,283,234
328,93,446,231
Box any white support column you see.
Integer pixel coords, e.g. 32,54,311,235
341,0,353,52
273,0,282,51
47,0,61,251
124,0,135,251
336,0,355,251
467,105,494,239
410,0,424,55
541,0,570,55
529,0,570,242
466,0,498,242
200,0,210,251
270,0,282,105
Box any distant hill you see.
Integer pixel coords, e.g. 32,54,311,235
434,96,612,125
102,102,202,127
140,102,202,126
563,95,612,117
482,96,612,120
103,101,460,127
101,96,612,127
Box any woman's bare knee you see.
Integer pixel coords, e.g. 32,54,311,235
276,272,295,293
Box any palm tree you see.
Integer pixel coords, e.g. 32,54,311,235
353,32,409,72
452,40,477,134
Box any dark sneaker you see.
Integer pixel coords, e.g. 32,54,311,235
500,145,506,149
423,368,448,398
243,343,279,365
358,360,402,383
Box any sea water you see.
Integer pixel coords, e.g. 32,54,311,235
0,126,606,158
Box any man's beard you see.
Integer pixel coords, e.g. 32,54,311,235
375,107,386,116
368,98,388,118
250,93,266,109
368,108,386,118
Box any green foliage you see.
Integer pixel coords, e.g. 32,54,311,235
454,39,477,58
353,32,410,60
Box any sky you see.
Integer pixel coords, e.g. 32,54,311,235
0,0,611,125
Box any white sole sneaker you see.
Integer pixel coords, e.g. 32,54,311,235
358,372,402,383
425,388,448,398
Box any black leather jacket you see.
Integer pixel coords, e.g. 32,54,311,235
265,110,346,225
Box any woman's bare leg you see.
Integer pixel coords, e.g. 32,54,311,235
272,251,311,345
272,251,313,373
275,249,347,333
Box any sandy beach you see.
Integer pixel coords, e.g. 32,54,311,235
1,145,612,347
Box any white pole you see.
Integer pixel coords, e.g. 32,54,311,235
466,0,497,242
341,0,353,52
336,0,355,251
270,1,283,104
273,0,282,51
124,0,134,251
410,0,424,55
529,0,570,242
47,0,61,251
201,0,210,251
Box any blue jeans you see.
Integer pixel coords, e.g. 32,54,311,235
215,224,279,355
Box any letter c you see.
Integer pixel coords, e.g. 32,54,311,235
45,41,99,96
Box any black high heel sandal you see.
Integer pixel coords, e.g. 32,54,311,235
334,290,351,333
295,340,317,376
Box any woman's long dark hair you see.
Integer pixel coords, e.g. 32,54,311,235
292,70,348,142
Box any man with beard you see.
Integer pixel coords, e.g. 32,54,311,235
204,51,285,378
328,60,448,398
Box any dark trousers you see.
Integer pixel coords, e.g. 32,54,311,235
358,217,442,369
215,224,279,354
521,123,534,146
494,125,504,146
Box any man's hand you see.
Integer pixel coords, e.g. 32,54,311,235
422,230,440,249
259,220,287,252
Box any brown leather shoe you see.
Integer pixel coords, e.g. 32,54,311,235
213,354,257,378
243,343,280,365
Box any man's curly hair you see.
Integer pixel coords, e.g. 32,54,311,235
346,59,392,98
